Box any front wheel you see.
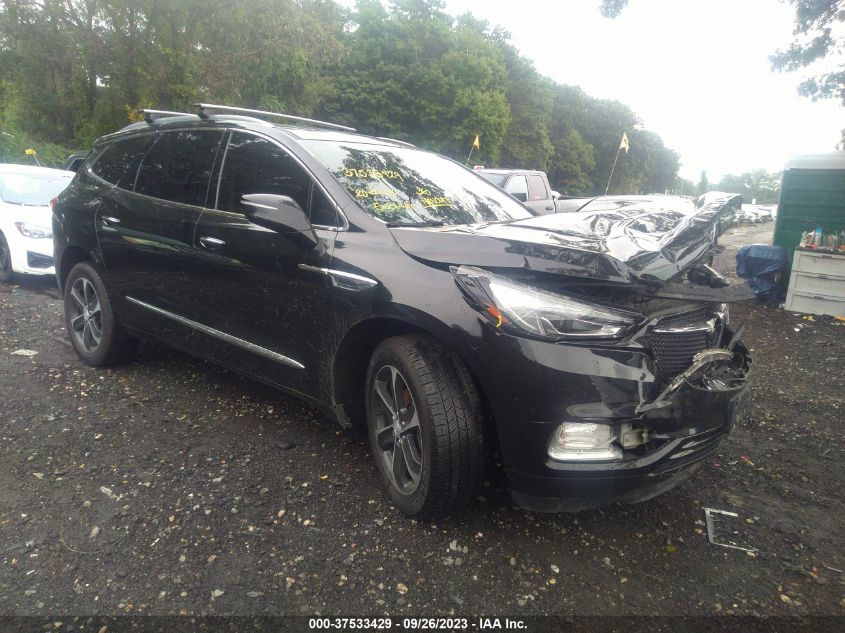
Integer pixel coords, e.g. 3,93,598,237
64,261,137,366
0,232,13,282
365,335,483,518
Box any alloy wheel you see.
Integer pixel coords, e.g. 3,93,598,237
69,277,102,352
372,364,424,495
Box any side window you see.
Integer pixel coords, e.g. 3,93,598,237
217,133,322,220
90,134,152,188
505,175,528,202
309,186,339,227
526,174,549,201
135,130,223,206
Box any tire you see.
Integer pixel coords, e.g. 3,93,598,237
365,334,483,518
64,261,137,366
0,232,13,282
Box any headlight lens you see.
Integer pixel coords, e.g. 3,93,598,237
453,265,641,340
15,222,52,239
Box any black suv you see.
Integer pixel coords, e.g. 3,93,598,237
53,105,752,517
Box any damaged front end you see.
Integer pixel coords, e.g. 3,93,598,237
395,191,754,511
504,315,753,513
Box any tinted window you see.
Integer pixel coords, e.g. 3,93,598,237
135,130,223,206
309,186,338,227
526,174,548,201
217,133,332,223
90,135,151,187
505,175,528,202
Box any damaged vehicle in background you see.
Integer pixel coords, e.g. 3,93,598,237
52,105,753,517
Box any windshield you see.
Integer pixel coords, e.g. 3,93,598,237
479,172,507,186
0,172,73,205
301,141,533,225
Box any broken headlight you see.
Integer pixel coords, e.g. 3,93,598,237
453,265,641,340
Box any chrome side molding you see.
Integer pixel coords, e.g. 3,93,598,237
298,264,378,291
125,296,304,370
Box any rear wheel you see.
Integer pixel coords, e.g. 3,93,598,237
365,335,483,518
64,261,137,366
0,232,12,282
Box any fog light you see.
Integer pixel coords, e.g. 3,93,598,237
548,423,622,461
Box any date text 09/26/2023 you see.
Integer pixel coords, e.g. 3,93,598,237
308,617,528,630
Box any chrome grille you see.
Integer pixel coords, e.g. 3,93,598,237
651,305,722,378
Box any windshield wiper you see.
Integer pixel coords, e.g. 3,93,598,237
386,220,446,228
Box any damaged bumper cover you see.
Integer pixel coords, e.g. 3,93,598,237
476,326,752,513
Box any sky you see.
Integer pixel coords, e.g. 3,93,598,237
342,0,844,181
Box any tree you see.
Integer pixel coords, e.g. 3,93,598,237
599,0,629,19
600,1,844,111
717,169,781,204
770,0,844,106
492,30,554,170
697,170,709,195
0,0,682,186
321,0,510,162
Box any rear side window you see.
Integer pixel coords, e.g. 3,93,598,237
90,135,152,187
526,174,548,201
135,130,223,206
217,132,338,226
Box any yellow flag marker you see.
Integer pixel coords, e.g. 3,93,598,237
24,148,37,156
619,132,629,153
472,134,480,150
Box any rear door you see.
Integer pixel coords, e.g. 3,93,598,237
191,131,340,396
95,128,224,341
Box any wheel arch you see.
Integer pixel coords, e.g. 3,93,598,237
331,315,500,452
57,244,99,291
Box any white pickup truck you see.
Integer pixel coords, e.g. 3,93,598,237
477,169,560,215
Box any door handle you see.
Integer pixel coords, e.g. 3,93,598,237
545,206,554,211
199,236,226,249
101,216,121,226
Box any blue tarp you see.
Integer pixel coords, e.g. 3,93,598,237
736,244,788,302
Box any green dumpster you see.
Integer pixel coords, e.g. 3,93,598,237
773,152,845,288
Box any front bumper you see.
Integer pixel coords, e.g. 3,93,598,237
7,231,55,276
472,327,751,512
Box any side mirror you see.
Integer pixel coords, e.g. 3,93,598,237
241,193,317,248
551,190,561,200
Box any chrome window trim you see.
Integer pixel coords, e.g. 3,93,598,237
125,296,304,370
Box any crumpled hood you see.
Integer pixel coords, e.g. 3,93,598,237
389,192,742,284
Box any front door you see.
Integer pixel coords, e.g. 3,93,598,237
191,131,341,398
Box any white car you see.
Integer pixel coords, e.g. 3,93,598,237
0,164,74,281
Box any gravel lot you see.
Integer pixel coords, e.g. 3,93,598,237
1,222,843,620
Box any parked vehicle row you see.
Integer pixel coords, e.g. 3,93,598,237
50,105,753,517
738,203,775,223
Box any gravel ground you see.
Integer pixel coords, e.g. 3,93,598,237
0,222,843,619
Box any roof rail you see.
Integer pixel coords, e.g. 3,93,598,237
376,136,416,149
141,109,195,124
195,103,356,132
